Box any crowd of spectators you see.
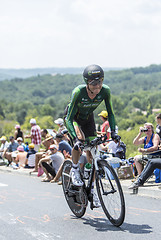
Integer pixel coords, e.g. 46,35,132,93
0,117,88,185
1,113,161,188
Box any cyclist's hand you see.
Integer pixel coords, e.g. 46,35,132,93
111,131,121,141
73,138,83,151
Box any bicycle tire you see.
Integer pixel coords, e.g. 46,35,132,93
62,160,88,218
96,159,125,226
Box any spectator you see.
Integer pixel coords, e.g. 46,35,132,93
25,143,36,169
17,137,26,150
0,136,9,160
98,125,118,153
51,151,87,184
3,136,19,165
41,129,54,151
156,113,161,141
53,118,65,134
97,110,110,140
104,139,119,155
30,135,54,174
15,146,27,167
25,118,41,152
53,118,70,143
14,124,24,141
39,144,64,182
55,133,72,156
133,123,160,176
129,153,161,189
24,142,29,152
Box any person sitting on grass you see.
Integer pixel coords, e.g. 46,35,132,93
39,144,64,182
30,135,54,174
3,136,19,165
0,136,9,160
15,145,27,168
25,143,37,169
55,133,72,155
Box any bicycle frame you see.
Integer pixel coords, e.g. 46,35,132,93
62,135,125,225
81,142,109,199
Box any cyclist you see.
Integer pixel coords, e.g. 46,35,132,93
65,64,117,206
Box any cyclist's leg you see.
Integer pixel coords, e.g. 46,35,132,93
70,123,85,186
80,116,100,207
71,115,96,187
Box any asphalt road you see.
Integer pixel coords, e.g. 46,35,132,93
0,172,161,240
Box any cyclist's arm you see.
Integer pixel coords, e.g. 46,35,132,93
104,87,116,131
65,88,80,139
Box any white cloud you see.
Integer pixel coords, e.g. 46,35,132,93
0,0,161,68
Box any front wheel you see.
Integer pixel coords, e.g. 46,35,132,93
96,160,125,227
61,160,88,218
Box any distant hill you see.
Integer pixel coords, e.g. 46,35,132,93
0,64,161,105
0,67,122,81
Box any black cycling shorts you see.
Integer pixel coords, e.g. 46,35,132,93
74,113,96,138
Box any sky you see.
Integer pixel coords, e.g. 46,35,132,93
0,0,161,69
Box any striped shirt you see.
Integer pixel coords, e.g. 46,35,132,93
31,124,41,145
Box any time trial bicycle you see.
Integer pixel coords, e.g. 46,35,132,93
62,135,125,227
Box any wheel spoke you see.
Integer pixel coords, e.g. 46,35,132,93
62,160,87,218
96,160,125,226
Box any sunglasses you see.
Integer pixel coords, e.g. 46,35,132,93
88,79,103,86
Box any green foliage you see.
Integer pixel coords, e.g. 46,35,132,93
16,109,27,125
38,116,55,129
0,120,16,138
119,127,143,158
1,64,161,157
131,97,141,108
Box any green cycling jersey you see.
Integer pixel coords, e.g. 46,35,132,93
65,84,116,139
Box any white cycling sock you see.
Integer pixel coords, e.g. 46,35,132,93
72,163,79,169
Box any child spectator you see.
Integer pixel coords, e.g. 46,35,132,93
24,142,29,152
15,146,27,167
17,137,26,150
97,110,110,140
25,143,36,169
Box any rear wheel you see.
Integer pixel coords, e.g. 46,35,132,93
62,160,88,218
96,160,125,226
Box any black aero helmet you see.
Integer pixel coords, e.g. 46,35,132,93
83,64,104,84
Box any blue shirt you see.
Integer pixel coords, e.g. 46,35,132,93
58,140,72,155
8,141,19,152
144,134,154,149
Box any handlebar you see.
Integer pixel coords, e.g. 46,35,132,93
82,135,112,149
61,128,120,150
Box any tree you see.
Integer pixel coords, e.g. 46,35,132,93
16,109,27,125
146,98,152,117
131,97,141,108
0,104,5,118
